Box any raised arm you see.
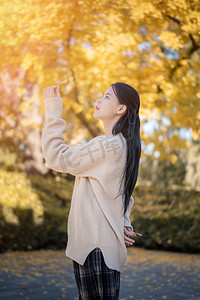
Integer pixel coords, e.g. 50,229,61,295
42,88,123,177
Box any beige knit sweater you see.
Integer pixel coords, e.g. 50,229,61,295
41,96,134,271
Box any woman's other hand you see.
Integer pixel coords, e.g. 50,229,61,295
124,226,136,247
43,86,60,99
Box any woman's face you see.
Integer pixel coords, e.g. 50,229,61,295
93,86,122,121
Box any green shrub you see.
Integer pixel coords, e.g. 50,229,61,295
0,170,73,252
131,184,200,253
0,170,199,253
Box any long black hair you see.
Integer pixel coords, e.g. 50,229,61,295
111,82,141,216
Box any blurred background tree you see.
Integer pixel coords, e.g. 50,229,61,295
0,0,199,178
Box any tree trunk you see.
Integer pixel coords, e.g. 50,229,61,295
20,83,48,175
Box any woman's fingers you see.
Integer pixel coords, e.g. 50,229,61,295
49,86,56,97
124,226,137,246
124,234,135,245
56,86,61,97
124,226,137,237
43,86,60,98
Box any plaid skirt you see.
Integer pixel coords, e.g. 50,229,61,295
72,247,120,300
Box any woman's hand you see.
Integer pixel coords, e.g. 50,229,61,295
43,86,60,99
124,226,137,246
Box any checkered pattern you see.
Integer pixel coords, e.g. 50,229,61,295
72,247,120,299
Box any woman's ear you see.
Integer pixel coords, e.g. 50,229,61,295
118,105,127,115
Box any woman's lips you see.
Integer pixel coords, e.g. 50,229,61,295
95,106,100,110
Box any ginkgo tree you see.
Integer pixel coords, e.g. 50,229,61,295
0,0,199,173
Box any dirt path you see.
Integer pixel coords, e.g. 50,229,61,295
0,247,199,299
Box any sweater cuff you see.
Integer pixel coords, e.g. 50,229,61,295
124,219,133,231
44,97,63,118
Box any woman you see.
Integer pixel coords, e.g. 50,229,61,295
42,82,141,299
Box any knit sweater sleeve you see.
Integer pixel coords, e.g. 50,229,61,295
124,195,134,230
41,96,123,177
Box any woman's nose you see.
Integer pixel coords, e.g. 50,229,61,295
95,99,100,106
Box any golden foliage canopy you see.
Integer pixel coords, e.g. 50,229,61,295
0,0,199,163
